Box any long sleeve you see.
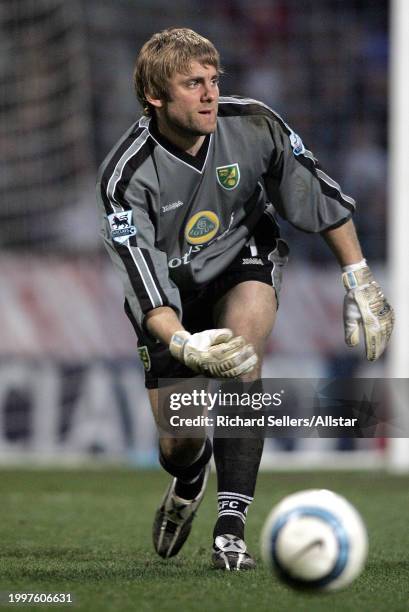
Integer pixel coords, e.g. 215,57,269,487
96,126,182,329
262,111,355,233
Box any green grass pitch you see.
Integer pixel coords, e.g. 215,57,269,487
0,469,408,611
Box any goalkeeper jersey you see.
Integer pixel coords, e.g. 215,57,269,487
96,96,355,329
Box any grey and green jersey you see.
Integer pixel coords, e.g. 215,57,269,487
96,96,355,329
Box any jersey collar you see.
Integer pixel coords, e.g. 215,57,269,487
148,118,211,173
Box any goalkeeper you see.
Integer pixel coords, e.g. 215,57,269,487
96,28,393,571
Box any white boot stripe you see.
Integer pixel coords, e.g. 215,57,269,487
166,525,182,558
221,552,230,571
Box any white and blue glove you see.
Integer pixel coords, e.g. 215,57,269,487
170,329,258,378
342,259,394,361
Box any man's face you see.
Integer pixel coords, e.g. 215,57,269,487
155,61,219,138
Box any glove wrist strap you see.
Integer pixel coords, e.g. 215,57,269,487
342,262,374,292
341,258,367,274
169,331,191,361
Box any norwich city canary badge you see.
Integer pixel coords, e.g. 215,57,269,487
216,163,240,190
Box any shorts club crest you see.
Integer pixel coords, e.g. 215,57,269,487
137,346,151,371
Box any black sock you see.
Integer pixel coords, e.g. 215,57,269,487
214,490,254,540
159,437,212,500
213,379,265,540
175,467,205,500
213,380,264,539
212,437,263,539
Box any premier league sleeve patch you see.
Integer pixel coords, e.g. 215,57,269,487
108,211,137,244
289,130,305,156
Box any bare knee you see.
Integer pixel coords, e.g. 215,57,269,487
160,437,206,466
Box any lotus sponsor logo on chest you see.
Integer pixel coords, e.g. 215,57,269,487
184,210,220,245
169,213,234,269
108,211,137,243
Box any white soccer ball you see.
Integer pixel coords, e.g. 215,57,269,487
260,489,368,591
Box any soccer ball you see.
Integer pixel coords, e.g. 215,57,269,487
260,489,368,591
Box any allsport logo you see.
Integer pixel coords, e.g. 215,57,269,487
216,163,240,190
185,211,220,245
108,211,137,244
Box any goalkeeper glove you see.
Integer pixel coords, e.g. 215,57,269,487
169,329,258,378
342,259,394,361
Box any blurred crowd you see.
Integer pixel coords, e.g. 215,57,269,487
0,0,390,460
1,0,388,260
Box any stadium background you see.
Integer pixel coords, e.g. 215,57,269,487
1,0,391,467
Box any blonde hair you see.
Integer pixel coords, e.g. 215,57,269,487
134,28,221,115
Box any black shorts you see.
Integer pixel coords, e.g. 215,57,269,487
127,236,289,389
